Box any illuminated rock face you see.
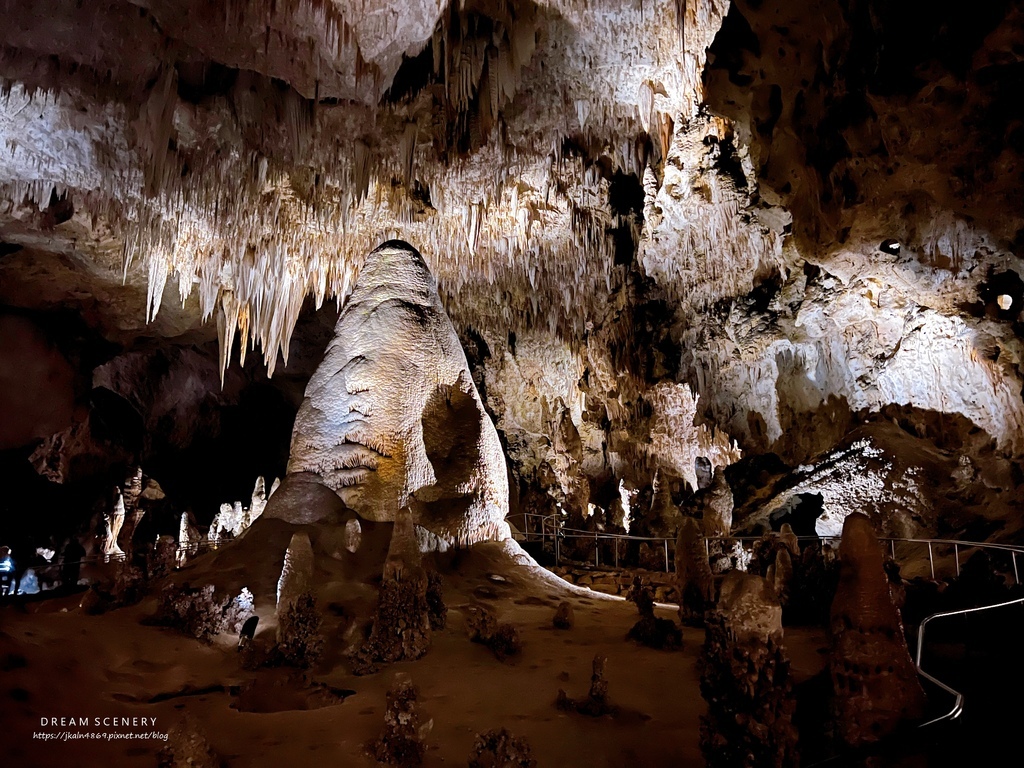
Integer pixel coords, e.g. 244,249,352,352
288,240,509,546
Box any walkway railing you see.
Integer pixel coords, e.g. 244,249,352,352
915,595,1024,727
515,512,1024,582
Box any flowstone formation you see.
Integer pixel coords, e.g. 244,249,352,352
828,513,926,747
288,240,509,547
699,572,798,768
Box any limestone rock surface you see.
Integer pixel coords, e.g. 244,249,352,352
288,240,509,546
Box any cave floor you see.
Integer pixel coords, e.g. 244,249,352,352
0,543,830,768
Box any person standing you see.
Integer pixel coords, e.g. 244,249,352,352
0,546,18,596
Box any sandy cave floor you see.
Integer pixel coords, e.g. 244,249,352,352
0,532,829,768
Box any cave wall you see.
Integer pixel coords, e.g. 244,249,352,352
1,0,1023,543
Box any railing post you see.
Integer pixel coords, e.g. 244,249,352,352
1013,552,1019,585
664,539,670,572
614,538,619,569
954,544,960,577
555,529,560,566
891,539,896,560
928,542,935,580
705,537,710,559
595,531,599,567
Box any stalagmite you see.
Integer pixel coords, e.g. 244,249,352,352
247,476,268,524
288,240,509,546
276,532,314,624
353,506,432,673
177,512,199,567
103,492,126,561
828,513,926,747
699,573,797,768
676,517,715,624
118,467,145,555
699,468,733,538
368,673,428,766
343,518,362,553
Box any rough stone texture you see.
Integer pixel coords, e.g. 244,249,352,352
276,591,324,668
3,0,1024,637
676,517,715,625
549,566,679,602
626,576,682,650
716,572,783,645
468,728,537,768
828,513,926,747
425,570,447,631
118,467,145,555
765,547,794,607
699,468,733,538
552,601,574,630
699,572,797,768
745,429,936,538
353,507,432,674
466,606,521,662
368,673,427,767
288,240,509,547
645,382,741,493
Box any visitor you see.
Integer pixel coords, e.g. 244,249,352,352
0,546,18,596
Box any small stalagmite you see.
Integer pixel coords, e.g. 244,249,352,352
828,512,926,747
103,492,126,560
368,673,429,766
353,506,432,673
343,518,362,553
556,654,616,717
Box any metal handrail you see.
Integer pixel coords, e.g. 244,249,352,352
514,512,1024,581
914,595,1024,727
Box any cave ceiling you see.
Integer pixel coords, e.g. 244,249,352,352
2,0,1024,482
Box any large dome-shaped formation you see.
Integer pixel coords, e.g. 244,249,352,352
287,239,510,546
